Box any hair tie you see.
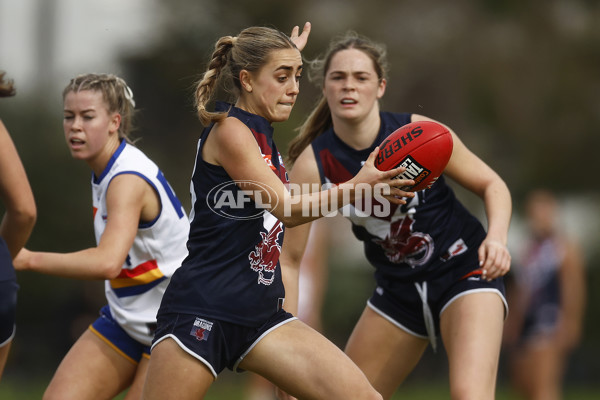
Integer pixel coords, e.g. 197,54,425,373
115,76,136,108
123,84,136,108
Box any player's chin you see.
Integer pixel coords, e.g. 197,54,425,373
271,105,294,122
68,149,88,160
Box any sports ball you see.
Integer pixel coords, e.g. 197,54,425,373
375,121,453,192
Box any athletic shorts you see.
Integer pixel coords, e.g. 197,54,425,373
0,238,18,347
89,305,150,364
368,248,508,348
152,309,296,378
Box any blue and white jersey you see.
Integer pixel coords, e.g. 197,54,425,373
160,103,288,327
92,140,189,346
310,111,486,281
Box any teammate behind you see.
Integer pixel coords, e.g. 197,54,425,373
281,31,512,400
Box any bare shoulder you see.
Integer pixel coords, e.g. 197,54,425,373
106,173,150,204
212,116,253,144
203,116,258,165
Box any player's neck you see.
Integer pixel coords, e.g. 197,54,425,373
332,109,380,151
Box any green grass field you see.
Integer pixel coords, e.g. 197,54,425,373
2,373,599,400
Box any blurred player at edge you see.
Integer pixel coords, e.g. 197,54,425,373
504,189,586,400
0,71,37,382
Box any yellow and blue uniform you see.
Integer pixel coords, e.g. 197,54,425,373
90,140,189,362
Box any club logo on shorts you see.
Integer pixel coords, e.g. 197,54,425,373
190,317,214,341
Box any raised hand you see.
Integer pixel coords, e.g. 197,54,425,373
290,22,311,51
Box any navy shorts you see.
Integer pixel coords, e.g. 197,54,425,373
89,305,150,364
152,309,296,378
368,248,507,341
0,238,18,347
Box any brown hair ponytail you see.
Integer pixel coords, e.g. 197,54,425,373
194,26,297,126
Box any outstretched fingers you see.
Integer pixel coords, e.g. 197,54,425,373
290,22,311,51
364,146,416,204
381,179,415,205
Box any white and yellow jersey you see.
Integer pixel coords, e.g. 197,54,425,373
92,140,189,346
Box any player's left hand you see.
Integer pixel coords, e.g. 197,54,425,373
478,238,511,281
290,22,311,51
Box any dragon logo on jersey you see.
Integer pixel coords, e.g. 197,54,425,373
373,214,433,267
249,221,284,285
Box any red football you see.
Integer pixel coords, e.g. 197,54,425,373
375,121,453,192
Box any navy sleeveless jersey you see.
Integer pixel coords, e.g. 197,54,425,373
159,103,288,327
0,236,16,281
515,236,563,338
311,111,486,281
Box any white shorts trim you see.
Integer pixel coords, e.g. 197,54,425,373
233,316,298,372
439,288,508,319
152,334,218,379
367,300,428,340
0,325,15,348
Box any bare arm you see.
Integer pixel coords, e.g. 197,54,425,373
14,174,157,279
206,117,414,228
557,239,586,351
280,145,322,316
0,120,36,258
412,114,512,280
293,217,330,330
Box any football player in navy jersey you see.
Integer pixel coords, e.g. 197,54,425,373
504,189,586,400
0,72,37,382
283,31,512,400
143,24,414,400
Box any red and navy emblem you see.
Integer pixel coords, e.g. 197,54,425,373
190,317,213,341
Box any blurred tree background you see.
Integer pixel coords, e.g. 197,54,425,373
1,0,599,397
